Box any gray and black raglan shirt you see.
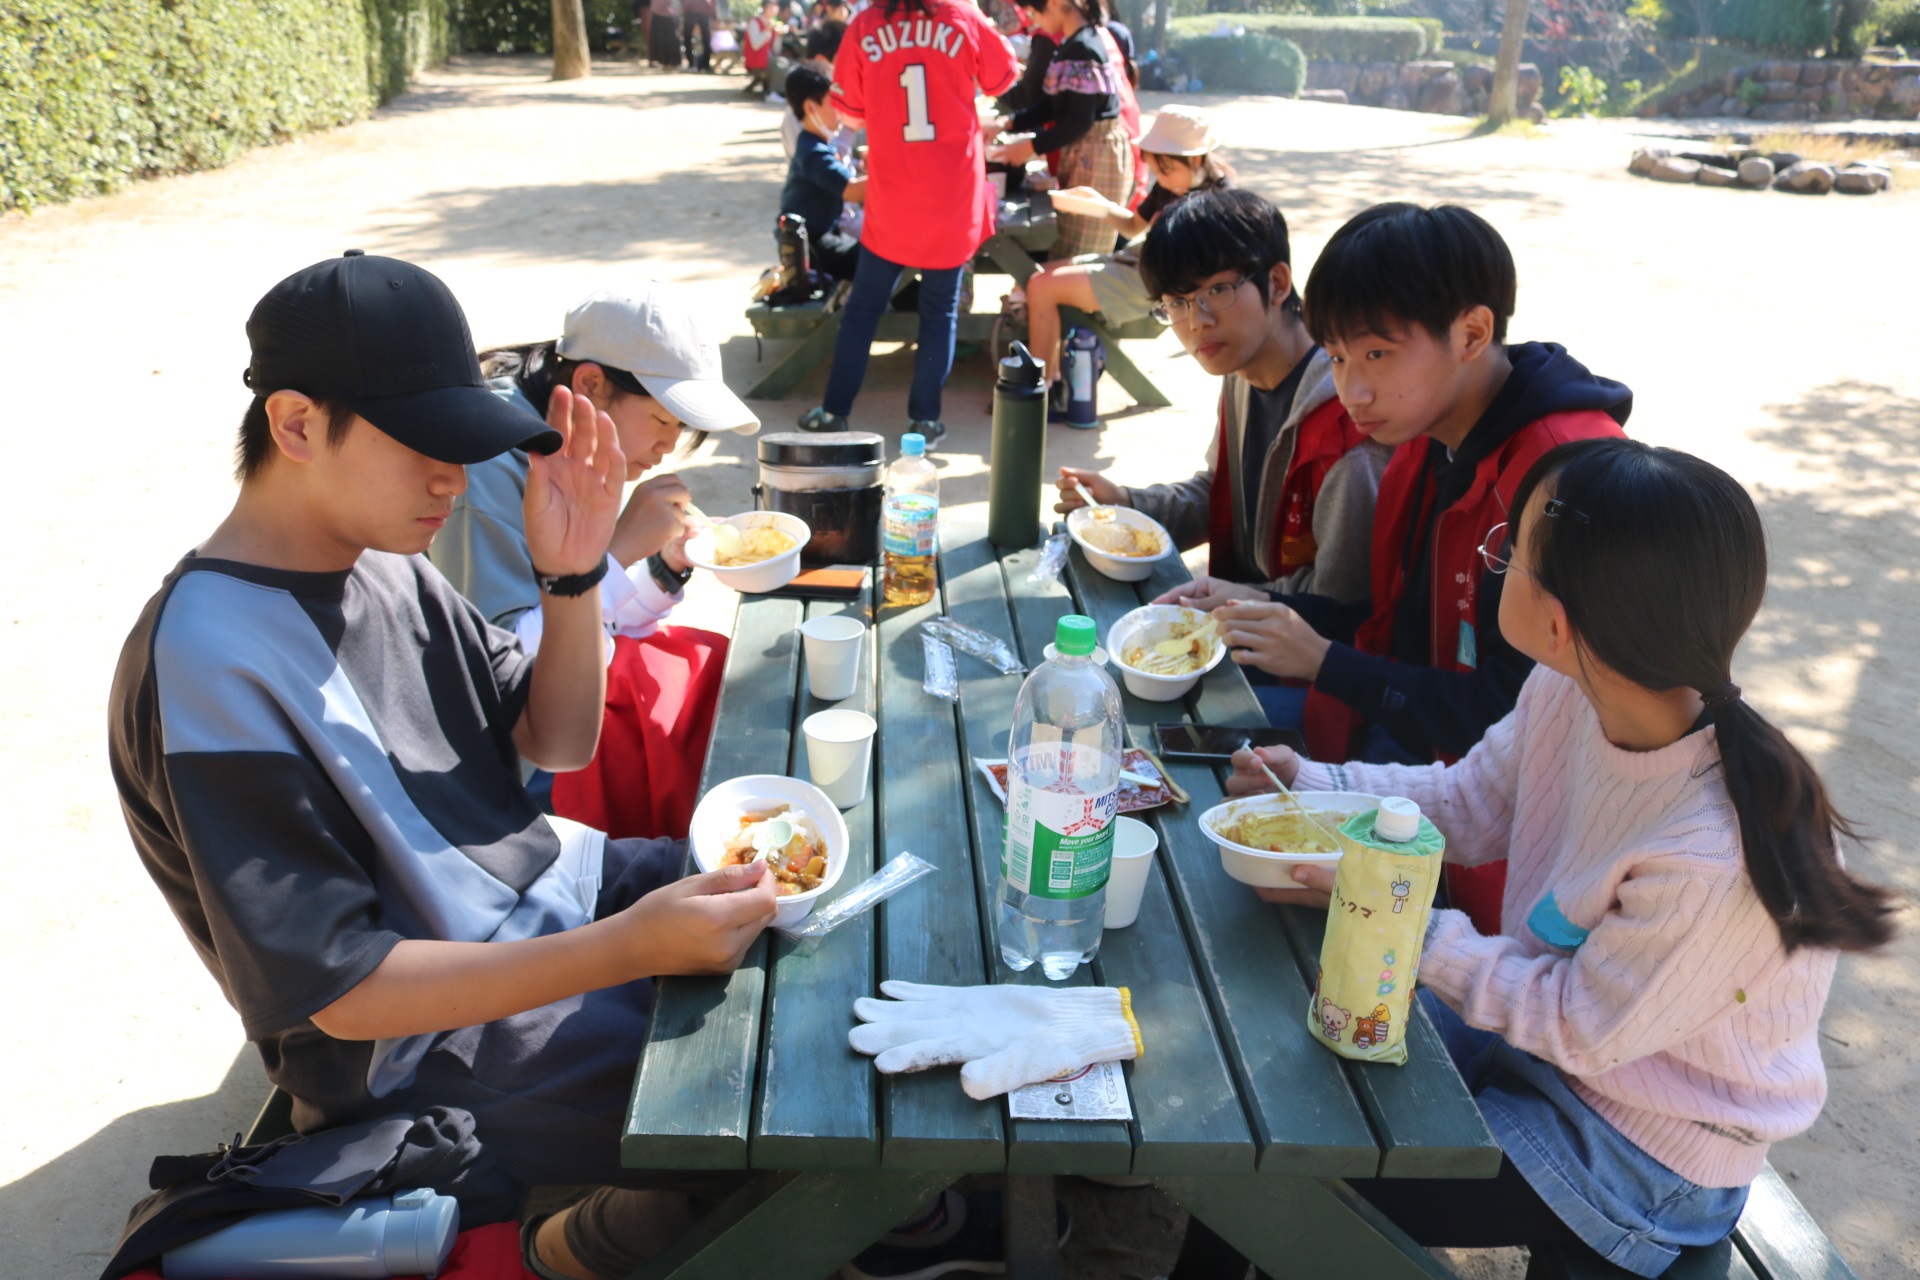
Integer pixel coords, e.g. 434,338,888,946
109,551,620,1132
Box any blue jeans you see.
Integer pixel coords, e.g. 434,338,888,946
823,245,962,424
1419,990,1749,1276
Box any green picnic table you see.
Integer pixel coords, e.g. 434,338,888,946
743,195,1173,409
619,514,1502,1279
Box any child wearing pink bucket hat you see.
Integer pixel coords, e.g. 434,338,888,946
1021,103,1236,396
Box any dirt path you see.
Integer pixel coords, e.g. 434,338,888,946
1,56,1913,1278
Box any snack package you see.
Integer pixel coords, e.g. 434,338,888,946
1308,799,1445,1066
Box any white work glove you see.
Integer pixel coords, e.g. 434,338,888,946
849,980,1144,1100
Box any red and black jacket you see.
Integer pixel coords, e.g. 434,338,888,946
1207,392,1369,586
1302,343,1630,931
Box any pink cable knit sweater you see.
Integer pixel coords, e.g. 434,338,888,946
1295,668,1836,1188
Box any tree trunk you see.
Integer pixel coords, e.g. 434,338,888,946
1486,0,1530,125
1150,0,1169,56
553,0,592,81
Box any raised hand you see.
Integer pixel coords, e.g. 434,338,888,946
525,384,626,578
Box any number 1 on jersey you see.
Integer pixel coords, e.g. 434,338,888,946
899,63,936,142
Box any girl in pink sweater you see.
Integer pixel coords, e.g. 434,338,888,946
1181,438,1897,1277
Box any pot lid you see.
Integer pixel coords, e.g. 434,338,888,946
758,431,887,467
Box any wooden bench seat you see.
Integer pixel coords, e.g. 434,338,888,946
1525,1166,1856,1280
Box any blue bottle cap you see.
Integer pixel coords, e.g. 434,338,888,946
901,433,926,456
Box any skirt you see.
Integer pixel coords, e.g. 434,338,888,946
1051,116,1134,260
550,626,727,840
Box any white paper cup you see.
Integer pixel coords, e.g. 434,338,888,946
1103,816,1159,929
802,709,877,808
801,615,866,703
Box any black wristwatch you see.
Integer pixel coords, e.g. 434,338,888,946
534,557,611,598
648,551,693,595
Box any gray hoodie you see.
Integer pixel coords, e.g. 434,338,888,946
1125,347,1390,602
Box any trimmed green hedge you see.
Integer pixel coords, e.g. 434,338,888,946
1171,31,1308,94
1169,14,1440,62
0,0,444,213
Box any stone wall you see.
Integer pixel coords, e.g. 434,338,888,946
1653,61,1920,121
1305,60,1542,116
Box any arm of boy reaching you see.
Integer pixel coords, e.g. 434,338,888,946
1216,586,1532,763
311,861,778,1041
510,384,623,772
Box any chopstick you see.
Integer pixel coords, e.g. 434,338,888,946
1242,739,1345,848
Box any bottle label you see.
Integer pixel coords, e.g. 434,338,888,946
883,493,938,557
1002,745,1117,900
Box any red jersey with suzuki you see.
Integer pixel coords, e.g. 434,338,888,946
831,0,1019,269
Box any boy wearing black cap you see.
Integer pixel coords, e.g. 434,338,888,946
108,253,777,1276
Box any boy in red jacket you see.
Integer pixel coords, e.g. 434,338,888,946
1056,189,1390,727
1209,203,1629,925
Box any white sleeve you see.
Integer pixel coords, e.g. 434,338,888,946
601,553,683,641
512,553,653,665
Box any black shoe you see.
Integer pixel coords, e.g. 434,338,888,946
908,419,947,449
798,407,850,432
841,1189,1070,1280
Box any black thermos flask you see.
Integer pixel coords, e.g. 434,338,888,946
987,341,1047,548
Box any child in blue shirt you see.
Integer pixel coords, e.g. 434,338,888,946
777,65,866,280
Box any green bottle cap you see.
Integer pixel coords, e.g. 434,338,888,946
1055,614,1097,656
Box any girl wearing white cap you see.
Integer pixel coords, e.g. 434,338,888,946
433,285,760,841
1024,103,1233,393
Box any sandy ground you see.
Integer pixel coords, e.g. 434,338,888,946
1,56,1915,1278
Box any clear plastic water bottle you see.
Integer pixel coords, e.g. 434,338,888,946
998,615,1125,979
882,432,939,606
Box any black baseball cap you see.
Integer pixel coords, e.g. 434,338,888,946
244,251,563,463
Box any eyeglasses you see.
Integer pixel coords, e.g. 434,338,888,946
1477,522,1522,577
1151,275,1251,325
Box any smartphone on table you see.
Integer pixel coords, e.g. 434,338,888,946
1152,724,1306,762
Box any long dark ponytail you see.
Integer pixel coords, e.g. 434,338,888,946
1512,438,1898,954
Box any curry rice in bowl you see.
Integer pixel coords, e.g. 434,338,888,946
1199,791,1381,887
685,510,810,594
689,774,850,928
1066,504,1174,582
1105,604,1228,702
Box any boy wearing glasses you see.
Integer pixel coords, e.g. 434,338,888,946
1055,189,1389,725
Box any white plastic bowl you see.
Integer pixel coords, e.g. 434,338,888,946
685,511,810,594
689,774,850,928
1067,505,1175,582
1105,604,1228,702
1199,791,1381,888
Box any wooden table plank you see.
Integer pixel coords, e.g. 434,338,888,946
1001,538,1257,1176
873,546,1007,1172
752,595,882,1172
625,594,804,1171
1136,553,1501,1179
941,524,1134,1176
1277,907,1501,1180
1068,547,1381,1178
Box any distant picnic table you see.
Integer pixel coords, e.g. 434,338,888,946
744,194,1172,409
